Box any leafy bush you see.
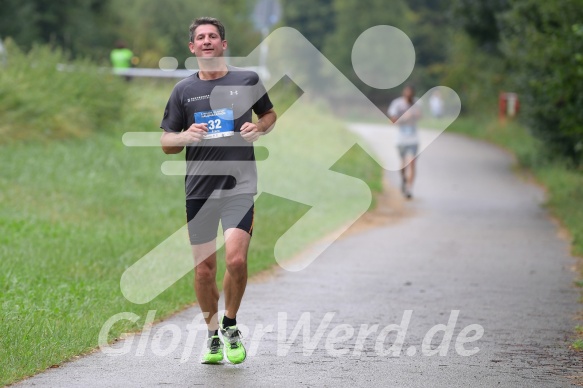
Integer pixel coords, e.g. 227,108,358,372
499,0,583,165
440,32,506,114
0,39,127,142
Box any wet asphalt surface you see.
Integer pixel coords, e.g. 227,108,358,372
16,124,582,387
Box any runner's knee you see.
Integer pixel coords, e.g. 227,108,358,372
225,253,247,274
195,260,217,281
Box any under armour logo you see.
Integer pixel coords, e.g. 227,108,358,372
230,90,238,95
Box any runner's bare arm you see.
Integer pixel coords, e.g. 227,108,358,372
240,109,277,142
390,106,421,124
257,109,277,134
160,124,208,154
410,105,422,120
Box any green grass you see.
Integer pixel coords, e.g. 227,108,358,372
0,73,382,384
535,166,583,257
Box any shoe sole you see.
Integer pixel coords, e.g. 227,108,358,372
201,359,223,365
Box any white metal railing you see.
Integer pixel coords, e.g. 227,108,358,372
55,64,269,80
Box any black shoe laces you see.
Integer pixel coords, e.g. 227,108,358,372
209,337,221,352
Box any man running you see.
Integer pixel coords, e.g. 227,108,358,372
159,17,277,364
388,85,421,199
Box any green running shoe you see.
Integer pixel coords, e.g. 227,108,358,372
220,318,247,364
201,335,224,364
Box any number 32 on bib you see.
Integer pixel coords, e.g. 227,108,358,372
194,108,235,139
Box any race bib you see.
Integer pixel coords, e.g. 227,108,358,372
194,108,235,139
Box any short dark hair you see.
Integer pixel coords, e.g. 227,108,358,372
115,40,127,49
189,17,226,42
403,84,415,93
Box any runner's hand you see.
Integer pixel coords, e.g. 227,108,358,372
181,123,208,144
240,122,261,143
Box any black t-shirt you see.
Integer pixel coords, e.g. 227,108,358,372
160,66,273,199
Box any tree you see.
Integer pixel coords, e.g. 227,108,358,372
0,0,260,66
406,0,451,94
323,0,412,104
451,0,510,54
0,0,116,60
500,0,583,163
281,0,335,51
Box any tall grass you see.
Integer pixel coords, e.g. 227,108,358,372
0,39,126,141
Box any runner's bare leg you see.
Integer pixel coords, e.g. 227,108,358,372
407,156,417,190
193,240,220,331
222,228,250,320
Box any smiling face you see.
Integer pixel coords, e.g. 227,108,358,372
189,24,227,58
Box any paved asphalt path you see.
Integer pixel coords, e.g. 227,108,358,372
17,124,582,387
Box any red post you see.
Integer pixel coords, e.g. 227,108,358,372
499,92,507,124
